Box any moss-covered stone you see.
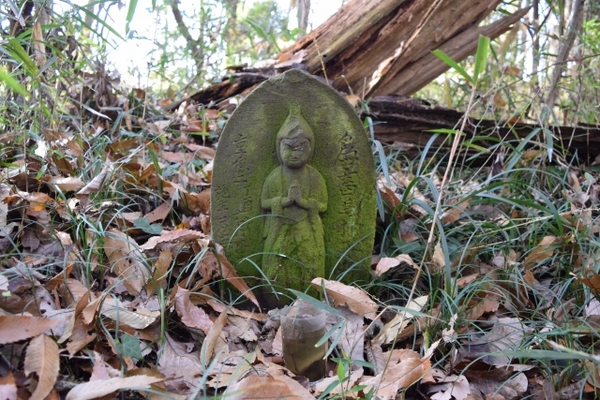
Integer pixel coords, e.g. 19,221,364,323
211,69,376,295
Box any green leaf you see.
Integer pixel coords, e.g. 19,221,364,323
425,128,465,136
317,379,342,400
336,359,346,382
432,49,472,84
245,18,280,52
584,172,595,183
7,38,38,76
473,35,490,84
126,0,138,34
117,334,143,359
0,66,29,98
134,217,163,235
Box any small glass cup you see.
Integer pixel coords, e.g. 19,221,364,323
281,302,327,381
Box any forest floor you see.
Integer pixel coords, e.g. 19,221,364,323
1,66,600,400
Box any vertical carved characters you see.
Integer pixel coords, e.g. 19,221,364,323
261,108,328,289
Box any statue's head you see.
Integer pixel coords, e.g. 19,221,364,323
276,107,314,168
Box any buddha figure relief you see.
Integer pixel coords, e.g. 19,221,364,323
261,109,328,288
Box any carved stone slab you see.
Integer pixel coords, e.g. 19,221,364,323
211,69,376,292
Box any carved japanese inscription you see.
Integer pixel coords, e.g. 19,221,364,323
211,69,376,294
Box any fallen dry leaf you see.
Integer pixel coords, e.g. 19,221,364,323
441,198,471,224
227,315,258,342
207,299,267,322
183,143,216,160
0,315,61,344
375,295,428,344
157,334,203,392
375,254,418,276
575,269,600,295
24,334,60,400
139,228,205,250
46,176,86,192
456,273,479,287
226,374,315,400
467,317,526,366
100,297,160,329
274,49,307,68
0,372,17,400
366,341,386,374
148,247,172,295
522,235,560,270
378,185,401,211
311,278,378,320
388,170,428,216
361,356,430,400
335,306,366,364
174,286,213,333
428,374,471,400
32,19,46,67
66,375,163,400
313,367,364,397
57,289,91,345
346,93,361,107
144,202,171,223
465,369,528,400
432,241,446,273
216,249,260,309
200,310,228,367
77,163,111,195
269,373,316,399
104,228,151,295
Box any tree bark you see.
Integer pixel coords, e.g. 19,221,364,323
279,0,527,97
544,0,586,108
296,0,310,35
364,97,600,163
375,7,529,96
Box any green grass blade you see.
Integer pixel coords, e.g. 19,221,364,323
74,5,125,42
543,127,554,162
432,49,473,84
0,66,29,98
7,38,38,76
289,289,344,318
373,139,390,185
473,35,490,84
126,0,138,34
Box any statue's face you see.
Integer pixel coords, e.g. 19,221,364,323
279,136,311,168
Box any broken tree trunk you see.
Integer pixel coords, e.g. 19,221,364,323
382,7,529,96
280,0,528,97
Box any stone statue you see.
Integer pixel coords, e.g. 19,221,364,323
261,109,328,288
211,69,376,301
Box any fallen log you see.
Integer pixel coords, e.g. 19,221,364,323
364,97,600,163
164,72,269,112
165,70,600,164
375,7,529,96
279,0,528,97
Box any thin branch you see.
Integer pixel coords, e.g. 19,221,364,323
169,0,203,64
545,0,586,108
